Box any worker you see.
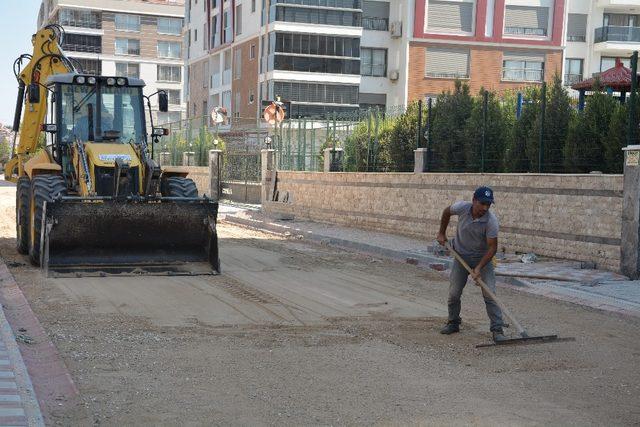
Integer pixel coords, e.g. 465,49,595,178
436,186,506,342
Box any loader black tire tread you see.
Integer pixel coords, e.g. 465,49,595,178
161,177,198,198
29,174,67,266
16,177,30,254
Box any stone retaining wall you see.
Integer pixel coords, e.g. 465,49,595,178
264,172,624,271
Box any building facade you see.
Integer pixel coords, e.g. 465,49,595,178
564,0,640,87
184,0,412,123
37,0,186,125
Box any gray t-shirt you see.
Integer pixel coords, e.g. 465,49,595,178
450,201,499,262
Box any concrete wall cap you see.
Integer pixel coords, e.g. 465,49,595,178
622,145,640,151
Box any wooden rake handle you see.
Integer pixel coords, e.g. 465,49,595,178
444,241,527,337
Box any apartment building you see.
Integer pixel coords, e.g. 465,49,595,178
409,0,565,101
564,0,640,87
37,0,186,125
184,0,414,123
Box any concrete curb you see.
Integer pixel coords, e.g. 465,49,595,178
0,261,79,425
223,214,640,319
222,214,453,269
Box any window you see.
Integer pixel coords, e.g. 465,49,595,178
601,56,630,71
203,61,209,88
115,14,140,32
194,28,198,42
234,48,242,79
223,11,232,43
249,88,255,104
361,47,387,77
359,92,386,112
425,47,470,78
250,43,256,60
115,62,139,78
362,1,389,31
59,8,101,29
235,4,242,35
158,41,182,58
273,56,359,74
157,65,181,82
159,89,181,105
223,49,232,84
427,0,474,33
272,5,361,27
204,23,207,49
70,57,101,75
251,0,256,13
564,58,583,86
211,15,220,47
157,17,182,35
211,54,221,87
502,52,544,82
157,111,182,125
115,38,140,55
222,90,232,117
567,14,587,42
234,91,241,118
271,81,358,105
62,34,102,53
272,33,360,57
504,6,549,37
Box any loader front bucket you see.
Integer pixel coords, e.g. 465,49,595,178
41,198,219,277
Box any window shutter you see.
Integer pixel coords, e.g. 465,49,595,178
503,51,544,63
504,6,548,33
425,47,470,78
427,1,474,33
363,1,389,18
567,14,587,40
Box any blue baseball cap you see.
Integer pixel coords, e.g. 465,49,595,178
473,186,494,204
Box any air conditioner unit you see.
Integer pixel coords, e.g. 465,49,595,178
389,70,399,81
390,21,402,38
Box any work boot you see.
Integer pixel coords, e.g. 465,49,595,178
492,330,507,343
440,323,460,335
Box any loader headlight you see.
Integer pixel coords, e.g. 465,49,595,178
87,76,96,84
75,76,86,84
117,78,126,86
106,77,116,85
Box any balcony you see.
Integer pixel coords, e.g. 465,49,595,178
59,18,102,29
595,26,640,43
362,17,388,31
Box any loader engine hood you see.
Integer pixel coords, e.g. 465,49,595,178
85,143,141,168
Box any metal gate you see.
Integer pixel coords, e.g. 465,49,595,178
222,137,262,204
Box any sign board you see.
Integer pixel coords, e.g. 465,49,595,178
627,150,640,166
210,106,227,124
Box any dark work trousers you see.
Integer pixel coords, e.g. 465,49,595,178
447,258,504,332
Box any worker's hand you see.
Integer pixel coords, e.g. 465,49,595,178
437,232,447,246
470,266,482,286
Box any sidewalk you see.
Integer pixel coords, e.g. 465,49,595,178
220,205,640,318
0,266,43,426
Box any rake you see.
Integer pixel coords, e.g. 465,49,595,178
445,242,571,348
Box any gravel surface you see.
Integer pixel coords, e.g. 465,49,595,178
0,183,639,425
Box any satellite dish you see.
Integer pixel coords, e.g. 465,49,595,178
210,106,227,124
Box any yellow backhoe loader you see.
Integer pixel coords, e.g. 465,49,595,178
5,25,219,276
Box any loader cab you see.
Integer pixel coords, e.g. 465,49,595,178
51,74,148,146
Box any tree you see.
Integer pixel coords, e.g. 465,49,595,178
387,101,424,172
430,80,473,171
527,74,573,172
463,89,509,172
503,86,540,172
564,92,618,172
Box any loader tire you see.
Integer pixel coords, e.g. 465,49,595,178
29,175,67,266
16,177,30,254
161,177,198,199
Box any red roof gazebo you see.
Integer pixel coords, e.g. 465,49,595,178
571,58,640,110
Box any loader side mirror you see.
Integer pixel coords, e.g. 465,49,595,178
158,92,168,112
28,83,40,104
152,127,169,137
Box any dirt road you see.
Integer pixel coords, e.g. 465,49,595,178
0,180,639,425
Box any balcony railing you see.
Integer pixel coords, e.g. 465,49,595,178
59,19,102,29
363,17,388,31
595,25,640,43
62,43,102,53
504,26,547,36
502,69,543,82
567,34,586,42
564,74,583,86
